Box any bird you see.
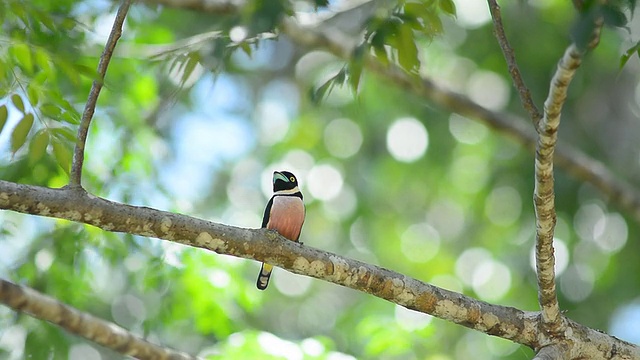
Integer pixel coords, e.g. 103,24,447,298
256,171,306,290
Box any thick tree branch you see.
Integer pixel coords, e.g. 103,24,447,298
0,181,538,346
0,180,639,358
70,0,132,188
487,0,542,125
533,344,569,360
0,278,198,360
535,43,584,336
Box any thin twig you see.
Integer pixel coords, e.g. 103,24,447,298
0,278,199,359
487,0,542,125
69,0,133,188
534,44,584,336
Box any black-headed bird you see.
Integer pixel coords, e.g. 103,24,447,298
256,171,306,290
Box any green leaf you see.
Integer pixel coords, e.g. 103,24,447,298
11,113,34,153
0,105,7,134
34,48,53,75
397,25,419,73
425,10,444,34
348,53,365,93
310,76,335,104
11,42,33,74
29,129,50,164
27,84,40,105
439,0,457,16
52,126,76,142
180,54,200,87
61,111,80,125
12,94,25,113
52,138,72,174
240,42,253,57
602,4,627,27
41,103,62,120
619,42,640,69
73,63,100,82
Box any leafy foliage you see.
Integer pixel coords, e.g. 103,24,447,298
1,0,640,359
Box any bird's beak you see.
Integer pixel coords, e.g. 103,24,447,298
273,171,288,183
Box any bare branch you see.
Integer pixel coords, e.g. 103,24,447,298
487,0,542,125
69,0,132,188
0,180,638,358
534,43,584,335
0,278,198,360
533,344,569,360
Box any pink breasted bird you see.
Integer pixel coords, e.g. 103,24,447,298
256,171,306,290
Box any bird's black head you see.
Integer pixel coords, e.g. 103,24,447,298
273,171,299,193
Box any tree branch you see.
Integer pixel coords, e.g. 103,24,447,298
69,0,132,188
487,0,542,125
534,43,584,336
0,180,639,358
0,180,538,346
533,344,569,360
0,277,198,360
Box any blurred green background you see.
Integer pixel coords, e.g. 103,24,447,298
1,0,639,359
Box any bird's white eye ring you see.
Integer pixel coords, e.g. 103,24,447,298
290,176,295,182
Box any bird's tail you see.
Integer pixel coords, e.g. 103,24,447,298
256,263,273,290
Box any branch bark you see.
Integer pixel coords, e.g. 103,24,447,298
0,278,198,360
487,0,542,125
70,0,132,187
534,43,585,336
0,180,639,358
0,181,538,346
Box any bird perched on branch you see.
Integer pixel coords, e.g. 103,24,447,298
256,171,306,290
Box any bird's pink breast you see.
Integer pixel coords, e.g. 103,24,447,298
268,196,305,241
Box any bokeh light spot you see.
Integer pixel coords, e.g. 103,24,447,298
450,155,489,194
307,164,344,201
400,223,441,263
323,185,358,220
386,117,429,162
449,114,488,144
258,332,303,360
610,302,640,344
427,199,466,240
274,270,312,297
256,101,290,145
301,338,325,357
467,71,510,110
454,0,492,29
560,264,595,302
455,247,492,286
593,212,627,253
324,118,363,158
395,305,432,331
69,344,101,360
484,186,522,226
472,259,511,301
229,26,247,43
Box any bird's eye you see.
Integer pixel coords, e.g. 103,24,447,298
290,176,295,182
